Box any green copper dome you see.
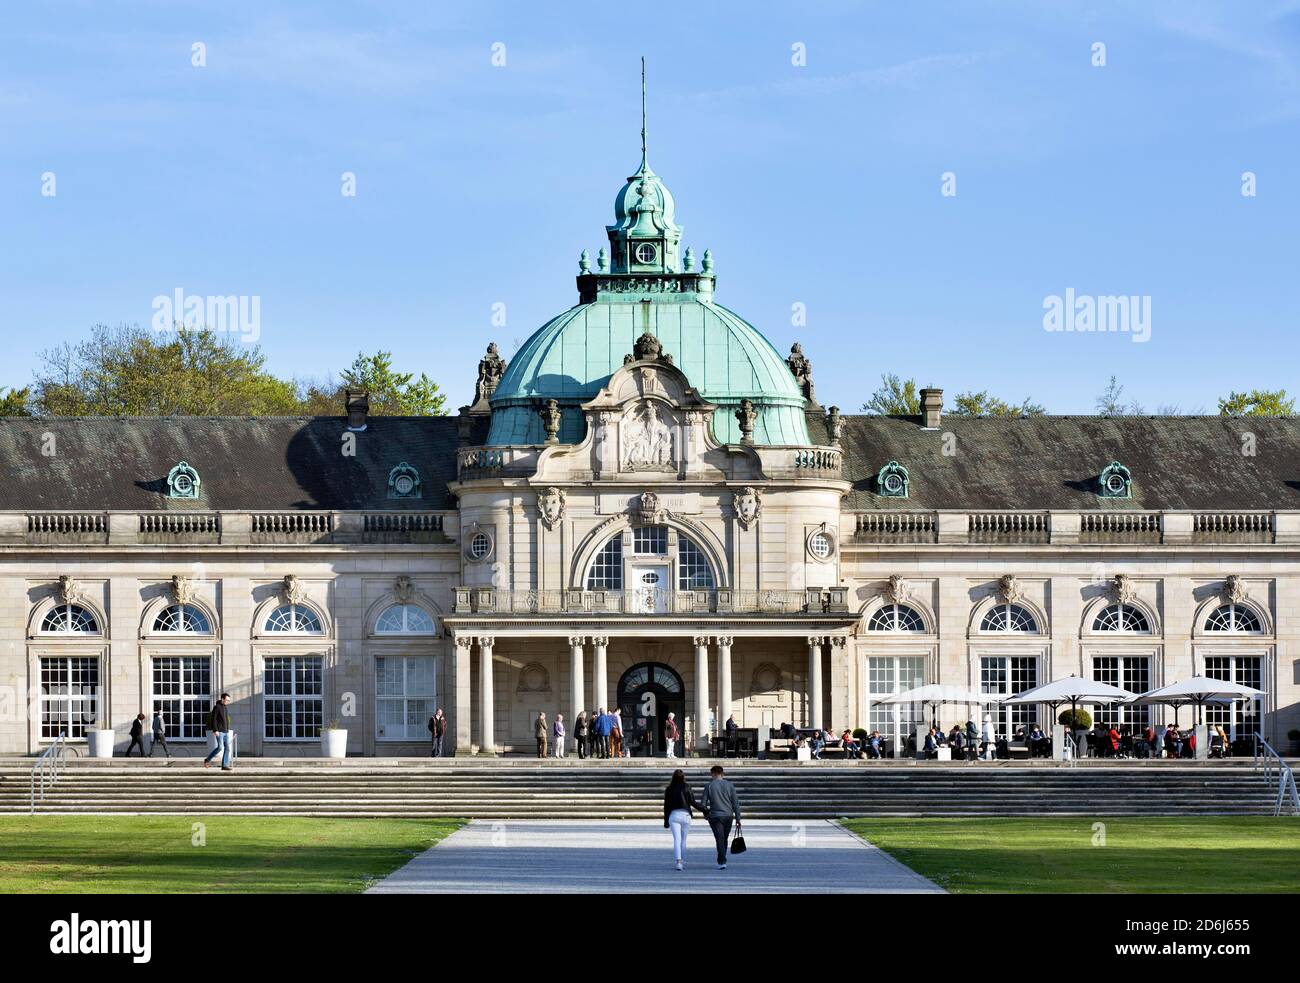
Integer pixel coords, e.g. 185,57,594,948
485,293,811,446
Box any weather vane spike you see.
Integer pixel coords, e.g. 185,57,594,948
640,56,647,166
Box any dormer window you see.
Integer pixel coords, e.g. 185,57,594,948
877,460,909,498
167,461,201,499
1098,461,1131,498
388,462,421,499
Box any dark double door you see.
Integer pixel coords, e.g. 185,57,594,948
617,662,686,757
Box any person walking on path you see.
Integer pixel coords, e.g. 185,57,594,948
552,713,566,758
534,712,549,759
126,713,147,757
663,768,698,870
700,764,742,869
574,711,589,759
203,693,234,771
149,709,170,758
664,712,680,758
428,708,447,758
610,708,625,759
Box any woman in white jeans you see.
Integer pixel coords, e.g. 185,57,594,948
662,769,698,871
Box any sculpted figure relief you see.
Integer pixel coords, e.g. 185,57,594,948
622,401,675,471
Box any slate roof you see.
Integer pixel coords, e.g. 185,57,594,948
0,416,461,511
803,411,1300,511
1,412,1297,513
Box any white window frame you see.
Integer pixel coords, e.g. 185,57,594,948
374,604,436,636
1091,654,1151,730
263,654,324,740
151,655,213,741
39,603,101,636
864,653,927,753
39,655,100,740
375,655,438,741
1200,650,1266,742
979,653,1040,739
263,603,324,635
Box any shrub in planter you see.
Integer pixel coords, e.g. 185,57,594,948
852,728,868,742
1058,708,1092,730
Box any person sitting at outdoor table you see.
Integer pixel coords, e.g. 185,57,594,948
1028,724,1049,758
1142,724,1157,758
1183,729,1197,758
1107,723,1122,757
947,725,964,751
840,729,859,758
1164,725,1181,758
810,729,826,759
866,730,883,759
924,727,942,759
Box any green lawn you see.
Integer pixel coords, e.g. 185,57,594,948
842,817,1300,893
0,816,463,893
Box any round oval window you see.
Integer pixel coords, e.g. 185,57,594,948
640,571,659,585
883,473,903,494
809,531,833,560
394,474,414,495
173,473,193,494
1106,474,1127,494
470,533,491,559
634,242,658,264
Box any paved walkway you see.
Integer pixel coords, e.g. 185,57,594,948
368,819,942,894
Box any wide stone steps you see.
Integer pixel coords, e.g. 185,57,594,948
1,763,1280,818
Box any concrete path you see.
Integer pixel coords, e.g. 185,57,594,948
368,819,943,894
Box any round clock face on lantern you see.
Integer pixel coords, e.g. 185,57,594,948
633,242,658,264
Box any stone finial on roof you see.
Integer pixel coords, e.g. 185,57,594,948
538,398,562,444
826,406,843,446
473,343,507,407
578,249,591,274
735,399,757,445
624,331,673,366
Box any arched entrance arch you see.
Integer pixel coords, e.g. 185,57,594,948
616,662,686,757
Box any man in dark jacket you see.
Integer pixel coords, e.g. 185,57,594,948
203,693,234,771
700,765,742,869
592,707,610,759
428,708,447,758
126,713,147,756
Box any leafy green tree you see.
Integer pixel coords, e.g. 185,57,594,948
861,373,921,415
1095,375,1144,416
0,386,31,416
1217,389,1295,417
33,324,301,417
949,390,1046,417
339,351,445,415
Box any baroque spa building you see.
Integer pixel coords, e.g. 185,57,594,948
3,144,1299,759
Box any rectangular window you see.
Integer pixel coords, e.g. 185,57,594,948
151,656,212,740
264,655,323,740
376,655,437,741
40,657,99,739
866,656,925,754
980,656,1038,738
1204,655,1262,740
1092,656,1149,730
632,526,668,554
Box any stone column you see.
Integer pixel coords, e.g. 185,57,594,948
829,635,848,731
568,635,586,722
453,634,473,755
478,635,496,755
716,636,733,730
693,634,711,751
807,635,824,728
592,636,609,712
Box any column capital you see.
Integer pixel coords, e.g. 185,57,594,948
477,634,496,648
807,634,826,648
591,635,609,648
715,635,733,648
568,634,587,648
829,635,848,648
692,634,712,648
454,634,474,650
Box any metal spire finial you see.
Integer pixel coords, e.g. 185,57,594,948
640,56,647,168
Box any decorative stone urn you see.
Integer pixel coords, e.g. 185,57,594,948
87,729,115,759
320,726,348,759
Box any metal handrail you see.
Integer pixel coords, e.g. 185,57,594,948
30,734,70,814
1253,733,1300,817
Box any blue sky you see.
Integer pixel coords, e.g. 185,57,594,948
2,0,1297,414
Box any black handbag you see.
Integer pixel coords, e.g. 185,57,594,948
729,823,747,855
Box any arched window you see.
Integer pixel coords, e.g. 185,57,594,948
264,603,323,634
980,603,1038,633
866,604,926,632
586,536,624,590
41,604,99,634
152,604,212,634
375,604,435,635
677,537,715,590
1203,603,1262,633
1091,603,1150,633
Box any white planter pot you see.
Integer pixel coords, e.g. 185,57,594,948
87,729,115,759
320,729,348,759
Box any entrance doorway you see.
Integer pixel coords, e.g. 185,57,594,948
616,662,685,757
627,563,670,614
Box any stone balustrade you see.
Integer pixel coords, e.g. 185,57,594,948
452,586,851,616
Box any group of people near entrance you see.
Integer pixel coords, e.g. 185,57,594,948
119,692,237,770
529,708,683,759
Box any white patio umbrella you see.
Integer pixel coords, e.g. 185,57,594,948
876,684,993,728
1003,674,1134,727
1129,675,1266,725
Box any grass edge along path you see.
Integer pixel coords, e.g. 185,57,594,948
841,816,1300,894
0,816,464,894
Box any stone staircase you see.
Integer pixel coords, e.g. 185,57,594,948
0,759,1282,818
